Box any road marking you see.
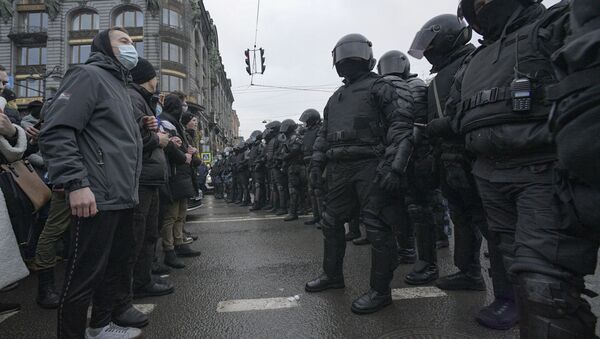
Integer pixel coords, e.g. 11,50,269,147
391,286,447,300
87,304,156,319
0,311,19,324
217,297,300,313
188,216,309,224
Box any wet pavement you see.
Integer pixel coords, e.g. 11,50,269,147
2,195,599,338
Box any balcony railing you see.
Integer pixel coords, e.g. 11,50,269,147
8,26,48,45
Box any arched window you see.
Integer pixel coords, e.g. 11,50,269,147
115,9,144,28
71,12,100,31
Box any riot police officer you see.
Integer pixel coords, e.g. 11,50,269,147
223,147,234,202
212,154,224,199
442,1,594,337
247,130,266,211
235,141,251,206
378,50,438,284
280,119,306,221
306,33,415,315
299,109,323,226
264,121,282,212
545,0,600,336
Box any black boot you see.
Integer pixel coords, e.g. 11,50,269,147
174,244,201,257
164,250,185,269
36,268,60,309
436,271,486,291
305,220,346,293
112,306,149,328
134,280,175,299
284,192,299,221
404,260,439,285
352,237,370,246
151,260,171,275
476,298,518,330
345,232,360,241
351,289,392,315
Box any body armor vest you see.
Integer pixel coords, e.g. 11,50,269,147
302,125,320,159
458,19,557,134
265,138,278,166
326,73,385,147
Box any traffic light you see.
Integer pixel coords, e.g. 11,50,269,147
259,48,266,74
244,49,252,75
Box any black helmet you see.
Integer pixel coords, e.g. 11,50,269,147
457,0,539,37
377,50,410,78
236,141,246,150
265,120,281,130
332,33,375,69
299,109,321,125
280,119,298,135
249,130,263,143
409,14,471,60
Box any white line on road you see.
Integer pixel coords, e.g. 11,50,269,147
188,216,309,224
391,286,447,300
217,296,300,313
0,311,19,324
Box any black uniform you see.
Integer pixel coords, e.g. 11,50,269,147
281,125,307,220
248,136,266,211
265,132,281,212
448,2,596,337
309,71,414,306
302,119,323,225
235,144,251,205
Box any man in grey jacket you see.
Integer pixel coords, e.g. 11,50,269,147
40,28,143,339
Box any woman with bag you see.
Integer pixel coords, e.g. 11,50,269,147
0,110,30,315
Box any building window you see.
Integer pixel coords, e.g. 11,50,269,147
134,41,144,58
115,9,144,28
18,47,47,65
72,12,100,31
161,8,182,29
16,79,43,98
162,42,183,64
71,45,91,64
161,74,184,92
20,12,48,32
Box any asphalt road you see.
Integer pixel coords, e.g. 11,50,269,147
2,195,599,338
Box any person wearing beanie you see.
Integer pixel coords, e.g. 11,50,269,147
39,28,144,339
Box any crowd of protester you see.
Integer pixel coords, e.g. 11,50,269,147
0,28,207,339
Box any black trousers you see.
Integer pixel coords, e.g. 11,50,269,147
57,209,134,339
114,186,160,312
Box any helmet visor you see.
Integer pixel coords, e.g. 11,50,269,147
408,27,439,59
332,41,372,65
378,56,407,76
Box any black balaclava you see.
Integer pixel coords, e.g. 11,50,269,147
335,59,371,83
163,94,183,120
91,29,117,59
476,0,521,41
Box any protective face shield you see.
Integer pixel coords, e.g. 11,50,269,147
335,58,372,80
280,119,298,135
377,50,410,78
332,34,376,76
409,14,472,64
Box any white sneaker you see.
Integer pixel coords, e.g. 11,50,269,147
85,322,142,339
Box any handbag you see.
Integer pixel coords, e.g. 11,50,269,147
0,159,51,212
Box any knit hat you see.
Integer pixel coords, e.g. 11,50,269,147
181,112,194,127
130,57,156,84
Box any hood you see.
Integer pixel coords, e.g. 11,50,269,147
163,95,183,120
86,52,130,84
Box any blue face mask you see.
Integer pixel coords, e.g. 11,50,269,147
117,44,139,70
155,104,163,116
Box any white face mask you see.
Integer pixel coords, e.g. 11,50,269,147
117,44,139,70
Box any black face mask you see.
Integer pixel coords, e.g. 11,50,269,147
335,59,370,82
476,0,520,41
423,49,447,69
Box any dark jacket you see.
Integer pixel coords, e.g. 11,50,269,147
40,52,142,211
160,96,195,200
128,83,168,186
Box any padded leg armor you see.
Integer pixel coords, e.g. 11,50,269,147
517,273,597,339
364,217,398,294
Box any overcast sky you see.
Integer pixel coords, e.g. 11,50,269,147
203,0,560,139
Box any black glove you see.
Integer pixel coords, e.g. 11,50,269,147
309,166,322,188
427,117,451,138
376,162,402,193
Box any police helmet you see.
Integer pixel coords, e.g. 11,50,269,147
377,50,411,78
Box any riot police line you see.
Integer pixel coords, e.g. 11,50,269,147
210,0,599,338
